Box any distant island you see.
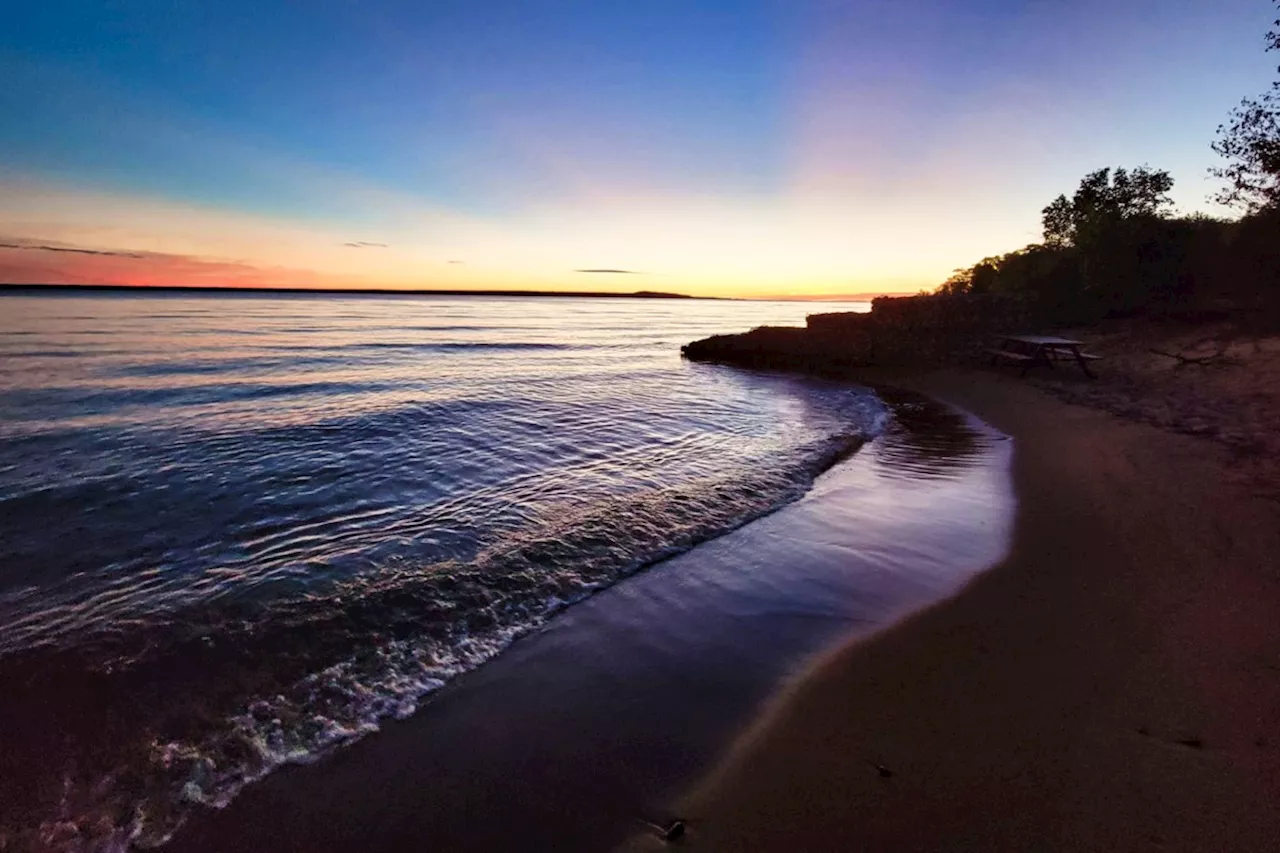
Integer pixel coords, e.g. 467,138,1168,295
0,283,708,299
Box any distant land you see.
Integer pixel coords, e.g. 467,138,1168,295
0,283,907,301
0,283,707,299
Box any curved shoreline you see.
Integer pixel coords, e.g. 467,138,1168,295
166,386,1014,853
623,367,1280,852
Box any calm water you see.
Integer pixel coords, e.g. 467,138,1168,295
0,291,879,850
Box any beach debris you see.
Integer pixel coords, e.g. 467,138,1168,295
866,759,895,778
1137,728,1206,750
636,817,687,843
1148,347,1237,368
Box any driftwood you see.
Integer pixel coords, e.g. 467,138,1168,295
1148,346,1238,368
636,817,687,843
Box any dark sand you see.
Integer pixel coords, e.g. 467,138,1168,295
621,368,1280,852
169,389,1013,853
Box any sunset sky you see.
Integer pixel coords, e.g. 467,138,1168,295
1,0,1274,299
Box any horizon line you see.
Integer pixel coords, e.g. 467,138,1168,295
0,283,915,302
0,282,716,300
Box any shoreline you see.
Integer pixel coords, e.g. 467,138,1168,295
166,387,1013,853
623,367,1280,851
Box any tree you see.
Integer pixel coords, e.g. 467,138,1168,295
1040,166,1175,246
969,261,998,295
938,267,973,296
937,256,1010,296
1211,2,1280,212
1042,195,1075,247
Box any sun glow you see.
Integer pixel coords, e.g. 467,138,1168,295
0,177,1018,298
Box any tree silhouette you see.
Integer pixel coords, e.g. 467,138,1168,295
1211,2,1280,212
1041,167,1174,247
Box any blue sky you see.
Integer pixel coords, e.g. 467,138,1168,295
0,0,1274,295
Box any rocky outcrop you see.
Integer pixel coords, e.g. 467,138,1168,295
681,325,868,374
682,293,1036,371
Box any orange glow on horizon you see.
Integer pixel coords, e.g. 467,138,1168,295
0,179,988,299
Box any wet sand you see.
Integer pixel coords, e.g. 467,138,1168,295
169,389,1013,852
624,368,1280,852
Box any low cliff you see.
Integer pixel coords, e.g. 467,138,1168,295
682,293,1035,372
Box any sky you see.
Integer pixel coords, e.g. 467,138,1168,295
0,0,1275,299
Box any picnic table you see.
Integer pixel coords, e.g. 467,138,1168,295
986,334,1099,378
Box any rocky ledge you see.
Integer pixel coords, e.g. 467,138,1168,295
682,293,1035,372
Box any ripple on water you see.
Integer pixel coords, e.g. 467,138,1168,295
0,293,881,851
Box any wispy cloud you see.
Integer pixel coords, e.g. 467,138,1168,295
574,268,643,274
0,237,350,289
342,241,389,248
0,240,146,259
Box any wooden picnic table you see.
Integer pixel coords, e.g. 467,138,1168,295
987,334,1099,378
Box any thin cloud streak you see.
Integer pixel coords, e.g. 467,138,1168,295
0,240,146,259
0,238,353,289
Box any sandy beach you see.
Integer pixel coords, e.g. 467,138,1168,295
623,367,1280,852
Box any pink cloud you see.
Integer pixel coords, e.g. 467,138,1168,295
0,238,359,289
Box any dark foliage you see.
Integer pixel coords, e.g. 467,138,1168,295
1041,167,1174,248
938,169,1278,322
1211,2,1280,212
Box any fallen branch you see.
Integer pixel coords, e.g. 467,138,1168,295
1148,347,1238,368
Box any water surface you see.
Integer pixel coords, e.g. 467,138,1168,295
0,292,879,850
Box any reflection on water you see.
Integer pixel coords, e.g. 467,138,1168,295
870,388,993,481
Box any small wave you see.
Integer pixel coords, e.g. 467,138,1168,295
0,380,403,418
356,324,539,334
0,349,88,358
108,355,352,378
347,341,576,353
